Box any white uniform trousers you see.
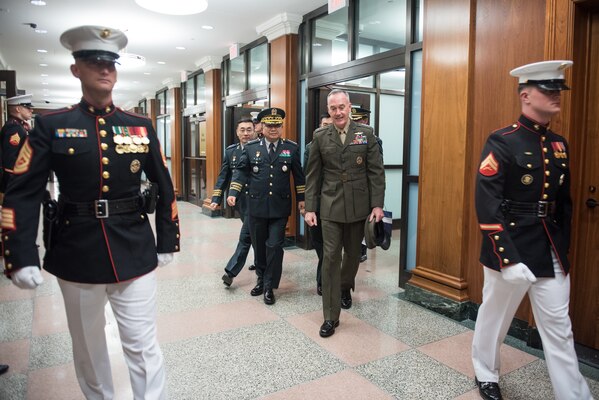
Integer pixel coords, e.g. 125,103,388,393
472,252,592,400
58,271,166,400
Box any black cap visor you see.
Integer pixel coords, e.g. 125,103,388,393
73,50,120,64
527,79,570,91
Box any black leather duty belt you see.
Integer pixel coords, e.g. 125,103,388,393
60,196,142,219
501,199,556,218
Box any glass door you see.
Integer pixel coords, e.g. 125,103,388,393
184,115,206,207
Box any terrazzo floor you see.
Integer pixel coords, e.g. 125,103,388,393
1,201,598,399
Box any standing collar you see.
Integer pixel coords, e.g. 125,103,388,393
78,98,115,116
518,114,549,134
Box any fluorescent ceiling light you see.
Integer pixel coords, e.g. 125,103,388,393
30,0,46,5
118,52,146,68
135,0,208,15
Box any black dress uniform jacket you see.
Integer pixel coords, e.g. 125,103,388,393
476,114,572,277
229,138,305,217
0,117,29,193
211,143,248,216
1,99,180,283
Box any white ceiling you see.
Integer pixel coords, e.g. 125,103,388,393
0,0,327,110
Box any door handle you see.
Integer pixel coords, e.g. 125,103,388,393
586,198,598,209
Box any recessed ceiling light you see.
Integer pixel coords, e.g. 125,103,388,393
30,0,46,5
143,72,151,75
157,61,166,65
37,49,47,53
39,63,48,67
175,46,186,50
201,25,213,30
41,82,48,85
35,29,47,34
135,0,207,15
40,74,48,77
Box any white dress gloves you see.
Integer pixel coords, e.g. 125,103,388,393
157,253,174,267
502,262,537,284
12,266,44,289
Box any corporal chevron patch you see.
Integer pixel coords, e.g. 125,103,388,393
479,152,499,176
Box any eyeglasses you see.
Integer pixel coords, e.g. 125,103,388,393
264,123,282,129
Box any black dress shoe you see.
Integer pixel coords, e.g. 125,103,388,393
319,320,340,337
475,377,503,400
264,289,275,305
317,285,322,296
360,244,367,263
248,264,256,271
0,364,8,375
341,289,352,309
250,284,264,296
222,273,233,287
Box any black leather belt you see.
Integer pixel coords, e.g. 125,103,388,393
502,199,556,218
60,196,142,218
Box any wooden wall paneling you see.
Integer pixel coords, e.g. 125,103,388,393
467,0,547,322
203,69,223,210
147,98,158,131
168,87,182,195
269,34,300,237
409,0,474,301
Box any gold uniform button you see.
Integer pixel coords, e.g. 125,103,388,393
269,183,273,186
543,147,548,153
541,136,546,141
509,222,516,226
102,171,110,179
503,258,510,264
545,170,550,176
6,263,12,270
494,235,500,240
101,143,108,150
544,183,550,188
4,250,9,256
526,163,532,169
88,106,95,113
3,235,8,241
100,130,107,137
545,159,549,164
270,165,274,169
141,214,145,219
176,222,179,227
498,247,504,252
534,124,540,130
512,124,518,128
98,118,105,125
269,191,273,195
176,234,180,238
175,245,179,251
105,106,111,113
102,185,110,193
65,220,70,225
102,157,110,165
561,163,566,167
270,174,273,178
68,148,75,155
542,194,548,199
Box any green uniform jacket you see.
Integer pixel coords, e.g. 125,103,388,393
305,121,385,223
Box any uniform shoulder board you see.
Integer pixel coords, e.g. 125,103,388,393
493,122,519,136
226,143,238,150
247,138,260,145
314,126,328,135
283,138,297,146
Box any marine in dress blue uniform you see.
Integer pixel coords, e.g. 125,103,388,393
210,117,257,286
227,108,305,305
1,26,179,400
471,60,592,400
0,95,33,197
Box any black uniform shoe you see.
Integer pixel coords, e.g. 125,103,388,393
319,320,340,337
475,377,503,400
248,264,256,271
0,364,8,375
317,285,322,296
360,244,367,263
222,273,233,287
250,284,264,296
264,289,275,305
341,289,352,309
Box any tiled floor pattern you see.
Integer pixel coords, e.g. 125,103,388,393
1,201,598,399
